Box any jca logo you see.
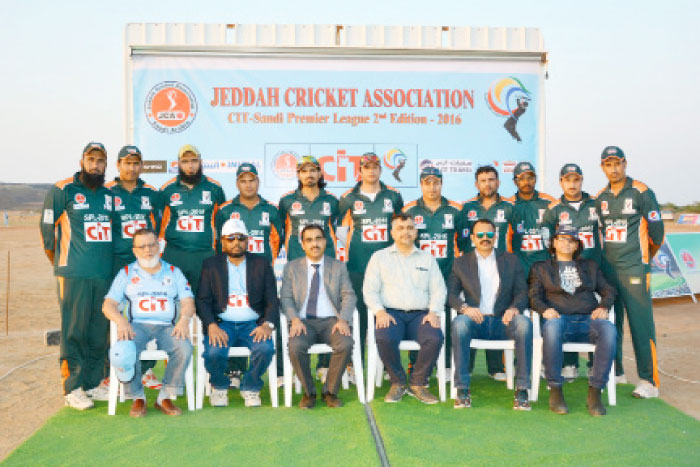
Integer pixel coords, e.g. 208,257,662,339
145,81,197,134
486,77,531,143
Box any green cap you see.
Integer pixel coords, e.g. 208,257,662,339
117,145,142,160
559,163,582,178
601,146,625,161
420,166,443,180
296,155,320,169
178,144,201,159
82,142,106,156
513,161,536,178
236,163,258,178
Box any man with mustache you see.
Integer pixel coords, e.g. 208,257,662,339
159,145,226,297
40,142,115,409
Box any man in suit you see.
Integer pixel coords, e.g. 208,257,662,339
197,219,278,408
280,224,356,409
448,218,533,410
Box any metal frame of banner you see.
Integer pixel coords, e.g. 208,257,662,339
662,233,700,303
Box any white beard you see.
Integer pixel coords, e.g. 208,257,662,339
138,256,160,269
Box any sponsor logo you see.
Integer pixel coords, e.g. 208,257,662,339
271,151,298,180
414,215,424,225
495,209,505,222
260,212,270,226
461,228,470,238
43,209,54,224
145,81,197,134
589,207,598,221
383,198,393,213
175,215,205,232
201,191,212,205
501,161,518,173
648,210,661,222
290,201,304,215
84,221,112,242
121,219,148,239
601,200,609,215
361,224,389,242
114,197,125,211
559,211,571,224
162,277,173,287
322,202,331,216
202,159,262,174
170,193,182,206
486,77,532,142
467,210,478,220
74,193,89,210
419,158,472,174
247,236,265,253
443,213,454,229
141,196,151,210
622,198,636,214
680,250,696,270
104,195,112,211
138,296,170,313
131,276,140,284
229,212,241,220
419,239,448,258
537,209,546,224
353,200,365,214
141,160,167,174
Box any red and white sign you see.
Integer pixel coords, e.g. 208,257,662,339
138,296,170,313
85,222,112,242
520,234,544,251
176,215,205,232
227,293,250,308
121,219,149,239
578,231,595,249
247,236,265,253
604,225,627,243
419,239,448,258
362,224,388,242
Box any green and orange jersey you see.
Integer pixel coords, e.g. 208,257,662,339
403,197,463,280
40,172,114,279
158,175,226,252
106,178,160,262
595,177,665,275
214,195,284,265
278,188,339,261
542,192,603,265
458,195,514,254
509,190,557,275
338,182,404,273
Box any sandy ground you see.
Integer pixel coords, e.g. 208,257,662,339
0,216,698,461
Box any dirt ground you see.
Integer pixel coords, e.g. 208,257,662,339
0,216,698,461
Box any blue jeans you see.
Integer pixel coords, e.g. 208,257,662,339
203,320,274,391
452,314,532,390
125,323,193,400
542,314,616,389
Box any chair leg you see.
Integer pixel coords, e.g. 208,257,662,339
530,338,543,402
352,345,366,404
505,349,515,390
196,351,206,410
294,375,301,394
438,342,446,402
185,357,195,411
342,364,349,390
450,355,456,400
269,351,278,408
366,341,377,402
608,361,616,406
108,365,119,415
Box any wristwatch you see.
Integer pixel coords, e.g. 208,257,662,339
264,321,275,330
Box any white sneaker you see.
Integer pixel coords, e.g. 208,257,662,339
210,388,229,407
540,366,546,379
277,378,285,388
240,390,262,407
64,388,94,410
142,369,162,390
632,380,659,399
316,367,328,384
383,371,391,381
85,379,110,401
346,365,356,385
229,371,242,389
561,365,578,380
490,372,507,382
615,374,628,384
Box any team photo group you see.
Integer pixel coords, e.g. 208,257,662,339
40,141,664,418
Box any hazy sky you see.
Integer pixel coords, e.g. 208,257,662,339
1,0,698,204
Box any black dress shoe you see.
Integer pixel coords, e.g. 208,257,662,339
299,393,316,409
549,386,569,415
322,393,344,408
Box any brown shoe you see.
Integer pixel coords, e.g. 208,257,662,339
129,398,147,418
154,398,182,416
299,393,316,409
322,393,344,408
408,385,439,404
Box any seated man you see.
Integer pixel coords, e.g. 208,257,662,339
448,218,533,410
529,224,617,416
103,228,194,417
364,213,446,404
281,224,356,409
197,219,278,408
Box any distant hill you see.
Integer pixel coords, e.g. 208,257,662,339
0,182,52,210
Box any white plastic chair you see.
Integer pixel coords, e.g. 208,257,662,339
449,309,542,402
532,310,616,405
195,318,278,409
108,319,195,415
280,310,366,407
366,310,446,402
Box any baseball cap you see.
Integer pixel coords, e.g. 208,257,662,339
296,155,320,170
82,142,106,156
117,145,142,160
236,163,258,178
420,166,443,180
601,146,625,161
109,340,137,383
178,144,201,159
221,218,248,237
555,224,579,238
513,162,536,178
360,152,381,167
560,163,582,178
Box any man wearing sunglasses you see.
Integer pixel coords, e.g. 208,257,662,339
196,219,278,408
448,219,532,410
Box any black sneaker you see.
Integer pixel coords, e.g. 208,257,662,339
384,384,406,403
408,385,439,404
513,389,531,411
454,389,471,409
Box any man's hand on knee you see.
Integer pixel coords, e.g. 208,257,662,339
208,323,228,347
461,305,484,324
422,311,441,329
250,322,273,343
543,308,560,320
331,318,351,336
375,310,396,329
290,318,307,338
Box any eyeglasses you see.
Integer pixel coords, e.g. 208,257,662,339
475,232,495,239
223,234,248,242
133,242,159,250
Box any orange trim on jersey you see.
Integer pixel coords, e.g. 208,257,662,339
453,231,461,257
632,180,649,193
143,183,157,191
547,199,561,209
210,204,220,249
650,339,660,387
61,359,71,394
340,188,354,198
328,217,338,257
57,212,71,268
284,214,292,256
269,223,281,265
539,192,557,203
466,195,479,203
506,223,514,253
503,195,515,203
205,176,222,187
104,180,117,189
402,200,418,211
280,189,296,198
149,212,156,230
159,206,171,241
58,277,65,301
639,217,650,264
54,177,73,189
385,184,400,193
160,177,178,190
448,200,463,210
219,200,234,210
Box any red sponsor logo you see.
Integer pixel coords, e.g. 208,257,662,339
145,81,197,134
230,212,241,220
75,193,86,204
354,200,364,211
138,297,169,313
414,215,424,225
176,215,205,232
122,219,148,239
84,222,111,242
291,202,302,212
361,224,388,242
170,193,181,203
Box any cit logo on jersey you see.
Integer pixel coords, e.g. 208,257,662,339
228,293,251,308
138,296,170,313
176,215,205,232
419,239,448,258
85,222,111,242
122,219,148,239
74,193,89,210
170,193,183,206
247,236,265,253
354,200,366,214
362,224,388,242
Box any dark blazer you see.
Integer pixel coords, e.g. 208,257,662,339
447,249,528,316
196,253,279,333
528,258,616,315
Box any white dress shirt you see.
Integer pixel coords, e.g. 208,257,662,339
363,244,447,314
300,257,335,319
476,250,500,316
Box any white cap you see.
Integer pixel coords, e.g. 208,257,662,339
221,219,248,237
